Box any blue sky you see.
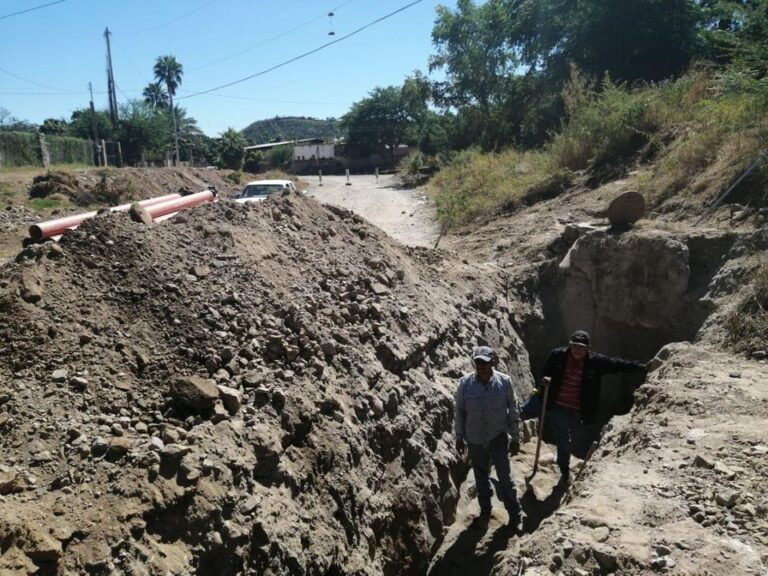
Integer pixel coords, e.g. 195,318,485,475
0,0,454,137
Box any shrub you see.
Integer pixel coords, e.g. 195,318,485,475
225,171,242,185
549,71,658,172
726,262,768,354
429,148,562,228
29,194,69,212
47,135,94,165
0,132,40,167
265,145,293,170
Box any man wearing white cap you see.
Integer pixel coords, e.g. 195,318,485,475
454,345,523,532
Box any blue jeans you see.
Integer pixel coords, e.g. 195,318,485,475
467,432,520,515
549,405,581,475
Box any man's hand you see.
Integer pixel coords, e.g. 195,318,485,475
455,438,465,455
508,440,520,456
541,376,552,388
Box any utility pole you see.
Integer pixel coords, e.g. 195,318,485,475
88,82,101,166
104,27,118,126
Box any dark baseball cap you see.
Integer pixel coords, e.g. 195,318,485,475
472,346,495,362
570,330,590,346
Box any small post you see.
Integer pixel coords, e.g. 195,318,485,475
116,141,123,168
318,169,323,187
100,139,108,166
375,167,379,183
345,169,351,186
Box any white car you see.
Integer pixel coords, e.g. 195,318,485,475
233,179,297,203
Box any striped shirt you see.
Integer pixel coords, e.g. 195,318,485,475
556,355,584,411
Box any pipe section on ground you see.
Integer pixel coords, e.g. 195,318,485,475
141,190,215,220
29,193,182,241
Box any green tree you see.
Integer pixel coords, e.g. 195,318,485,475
698,0,768,74
153,55,183,164
342,84,424,157
117,100,168,164
142,82,169,110
430,0,515,114
40,118,69,135
429,0,533,149
503,0,698,83
265,145,293,169
429,0,701,148
217,128,248,170
69,108,117,141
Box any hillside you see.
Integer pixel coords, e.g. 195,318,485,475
241,116,341,145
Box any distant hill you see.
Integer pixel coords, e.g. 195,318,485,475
241,116,341,145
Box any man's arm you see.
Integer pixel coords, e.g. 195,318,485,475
505,378,520,445
454,379,466,452
592,353,647,375
541,349,559,380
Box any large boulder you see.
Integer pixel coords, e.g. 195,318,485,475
168,376,219,412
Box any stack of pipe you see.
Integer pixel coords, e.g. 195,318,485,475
28,190,216,242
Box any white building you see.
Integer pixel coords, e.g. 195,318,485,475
293,143,335,161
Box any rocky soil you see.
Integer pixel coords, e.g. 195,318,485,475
0,167,766,575
491,342,768,576
0,189,533,575
0,167,244,263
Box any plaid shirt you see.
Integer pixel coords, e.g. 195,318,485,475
454,370,520,445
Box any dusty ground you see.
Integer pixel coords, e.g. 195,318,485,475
0,166,766,575
306,174,438,248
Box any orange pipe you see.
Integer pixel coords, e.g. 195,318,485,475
142,190,215,220
29,193,182,241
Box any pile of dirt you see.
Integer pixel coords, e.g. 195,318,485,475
0,190,533,575
29,171,79,199
26,168,242,208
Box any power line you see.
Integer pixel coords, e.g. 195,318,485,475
179,91,351,106
0,66,72,92
127,0,220,34
187,0,357,73
179,0,423,101
0,0,65,22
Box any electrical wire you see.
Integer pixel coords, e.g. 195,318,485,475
0,66,72,92
187,0,357,72
127,0,220,34
0,0,65,22
178,0,423,101
179,91,351,106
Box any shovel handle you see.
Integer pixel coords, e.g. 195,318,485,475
530,380,551,476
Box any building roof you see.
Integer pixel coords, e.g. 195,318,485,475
244,138,324,151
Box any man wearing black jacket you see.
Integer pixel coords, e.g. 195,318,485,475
523,330,657,485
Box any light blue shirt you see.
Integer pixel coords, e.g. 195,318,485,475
454,370,520,445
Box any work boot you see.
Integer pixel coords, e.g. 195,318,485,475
557,470,570,488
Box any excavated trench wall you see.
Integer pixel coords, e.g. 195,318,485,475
510,226,738,453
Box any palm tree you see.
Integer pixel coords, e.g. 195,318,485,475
142,82,169,110
153,55,183,165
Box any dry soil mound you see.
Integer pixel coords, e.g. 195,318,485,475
0,191,532,575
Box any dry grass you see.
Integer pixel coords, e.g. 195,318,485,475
429,67,768,228
726,261,768,354
428,149,563,228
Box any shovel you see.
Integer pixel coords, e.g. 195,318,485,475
526,378,550,484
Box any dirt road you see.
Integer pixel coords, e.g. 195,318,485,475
305,174,438,248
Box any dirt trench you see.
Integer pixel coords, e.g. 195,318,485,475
429,220,767,576
0,175,765,576
502,224,738,452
